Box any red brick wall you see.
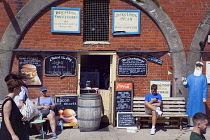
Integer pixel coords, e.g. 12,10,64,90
1,0,210,113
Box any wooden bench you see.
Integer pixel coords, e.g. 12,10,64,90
132,97,188,130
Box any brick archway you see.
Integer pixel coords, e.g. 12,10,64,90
0,0,193,98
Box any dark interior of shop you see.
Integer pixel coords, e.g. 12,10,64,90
80,55,110,89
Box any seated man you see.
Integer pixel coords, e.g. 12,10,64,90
144,84,163,135
190,113,209,140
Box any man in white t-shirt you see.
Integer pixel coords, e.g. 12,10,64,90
14,86,29,109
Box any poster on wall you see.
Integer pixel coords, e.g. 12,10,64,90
51,7,81,33
150,80,171,97
55,95,78,127
18,55,42,85
112,9,140,35
206,61,210,83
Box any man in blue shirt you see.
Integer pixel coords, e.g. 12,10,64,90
144,84,163,135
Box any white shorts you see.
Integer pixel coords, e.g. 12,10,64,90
145,106,160,115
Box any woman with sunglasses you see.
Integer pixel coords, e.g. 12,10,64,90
34,87,57,139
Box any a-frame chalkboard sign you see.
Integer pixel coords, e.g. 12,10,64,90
114,81,134,126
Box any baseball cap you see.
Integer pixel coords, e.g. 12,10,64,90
40,87,47,91
195,61,204,66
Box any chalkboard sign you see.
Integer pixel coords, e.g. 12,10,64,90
45,55,76,76
114,81,133,124
118,56,147,76
147,55,163,65
115,91,132,112
55,95,78,127
117,112,137,128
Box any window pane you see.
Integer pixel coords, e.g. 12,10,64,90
84,0,109,42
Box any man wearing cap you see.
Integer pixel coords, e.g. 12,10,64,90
183,61,208,129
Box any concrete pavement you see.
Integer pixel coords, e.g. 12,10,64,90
30,124,210,140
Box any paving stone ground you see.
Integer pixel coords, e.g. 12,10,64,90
29,124,210,140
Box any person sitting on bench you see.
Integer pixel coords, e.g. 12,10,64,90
144,84,163,135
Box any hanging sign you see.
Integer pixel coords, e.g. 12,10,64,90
118,56,147,76
147,55,163,65
45,55,76,76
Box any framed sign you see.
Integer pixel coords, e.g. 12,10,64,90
18,55,42,85
118,56,147,76
150,80,171,97
112,9,140,35
44,55,76,76
51,7,81,33
117,112,137,128
55,95,78,127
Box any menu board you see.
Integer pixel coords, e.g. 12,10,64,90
55,95,78,127
117,112,137,128
45,55,76,76
114,81,133,125
118,56,147,76
115,91,132,112
18,55,42,85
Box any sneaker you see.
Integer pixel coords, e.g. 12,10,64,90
157,110,163,116
39,130,46,134
183,126,193,130
52,132,57,139
151,128,156,135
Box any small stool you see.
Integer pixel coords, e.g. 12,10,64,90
30,120,46,139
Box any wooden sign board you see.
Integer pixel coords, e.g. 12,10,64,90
117,112,137,128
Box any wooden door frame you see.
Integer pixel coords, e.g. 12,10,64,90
77,51,116,124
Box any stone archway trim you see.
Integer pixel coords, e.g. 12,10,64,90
187,11,210,75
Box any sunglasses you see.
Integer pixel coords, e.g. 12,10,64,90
42,90,47,92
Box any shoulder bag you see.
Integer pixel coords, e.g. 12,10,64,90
20,94,39,121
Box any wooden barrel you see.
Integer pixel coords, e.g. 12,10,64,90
78,93,102,132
